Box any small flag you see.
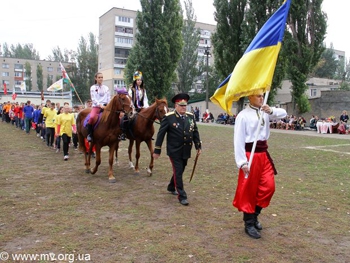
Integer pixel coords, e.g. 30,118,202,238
47,78,64,92
3,83,7,95
12,87,17,100
60,62,75,91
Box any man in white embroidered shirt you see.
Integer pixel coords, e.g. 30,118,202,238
233,89,287,239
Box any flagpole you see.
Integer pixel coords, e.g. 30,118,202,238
246,91,270,179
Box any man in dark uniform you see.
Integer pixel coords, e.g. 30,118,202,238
153,93,202,206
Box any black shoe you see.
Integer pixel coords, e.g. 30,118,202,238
245,225,261,239
119,133,126,141
179,199,189,206
168,190,178,195
255,220,263,231
87,134,92,142
92,152,96,158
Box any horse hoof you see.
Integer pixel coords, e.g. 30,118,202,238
85,169,91,174
147,172,152,177
109,178,117,183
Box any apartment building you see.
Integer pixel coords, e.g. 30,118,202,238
98,7,216,92
0,57,70,92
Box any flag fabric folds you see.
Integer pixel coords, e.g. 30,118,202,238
47,78,64,92
3,83,7,95
210,0,291,115
59,62,75,91
12,87,17,100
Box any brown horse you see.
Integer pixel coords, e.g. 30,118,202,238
76,93,134,183
119,98,168,176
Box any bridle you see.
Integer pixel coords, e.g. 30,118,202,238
115,94,133,114
137,102,167,124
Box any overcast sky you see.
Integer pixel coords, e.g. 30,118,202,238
1,0,348,60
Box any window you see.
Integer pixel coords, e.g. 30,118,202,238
116,26,133,34
47,67,53,72
114,79,126,87
2,63,9,69
14,72,23,77
2,72,9,77
48,75,53,80
118,16,131,23
115,58,127,65
115,37,133,45
15,81,22,86
2,80,9,85
115,48,130,58
14,64,23,70
310,89,317,97
114,69,122,75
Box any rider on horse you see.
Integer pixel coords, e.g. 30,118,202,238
86,72,111,142
120,71,149,140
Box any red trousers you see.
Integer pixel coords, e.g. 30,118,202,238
233,151,275,213
88,107,101,124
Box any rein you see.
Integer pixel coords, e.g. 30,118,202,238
136,104,164,124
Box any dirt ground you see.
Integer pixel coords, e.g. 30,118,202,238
0,121,350,263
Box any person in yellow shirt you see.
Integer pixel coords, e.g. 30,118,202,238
56,105,76,160
54,106,64,153
44,102,57,148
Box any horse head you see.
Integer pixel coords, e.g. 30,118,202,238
115,88,135,119
155,98,169,121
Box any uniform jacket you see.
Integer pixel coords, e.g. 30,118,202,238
154,110,201,159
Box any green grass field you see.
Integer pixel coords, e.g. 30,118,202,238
0,122,349,263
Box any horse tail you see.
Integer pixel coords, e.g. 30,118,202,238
76,113,86,153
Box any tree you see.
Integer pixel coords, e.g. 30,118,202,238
212,0,247,80
48,46,65,62
47,74,53,89
176,0,200,93
24,61,32,91
212,0,248,113
36,64,43,91
125,0,183,101
312,44,338,79
73,33,98,103
285,0,327,114
124,43,143,86
2,43,40,60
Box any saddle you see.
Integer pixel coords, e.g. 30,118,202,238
84,112,103,130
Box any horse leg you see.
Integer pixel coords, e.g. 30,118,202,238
128,139,135,170
108,144,117,183
84,140,92,174
145,139,154,176
134,140,141,175
90,144,101,175
114,142,120,167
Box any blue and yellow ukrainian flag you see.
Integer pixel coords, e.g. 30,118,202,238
210,0,291,115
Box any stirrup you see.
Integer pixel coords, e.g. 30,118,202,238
118,133,126,141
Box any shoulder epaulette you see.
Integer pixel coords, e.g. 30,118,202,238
186,112,194,115
165,111,175,116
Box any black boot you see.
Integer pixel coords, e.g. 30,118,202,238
243,213,261,239
254,206,263,231
119,133,126,141
87,124,93,142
